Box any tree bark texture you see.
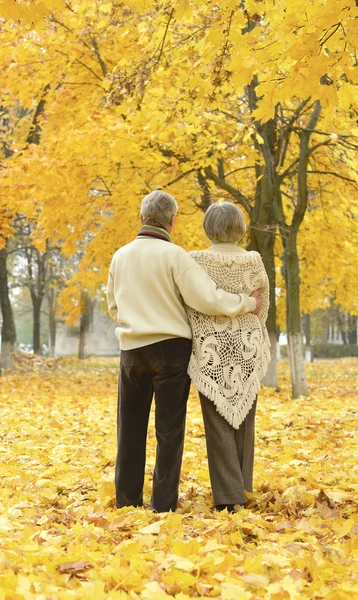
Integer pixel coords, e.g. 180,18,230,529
28,250,47,355
47,287,57,358
283,231,308,396
348,315,357,345
32,295,42,355
303,313,313,362
0,245,17,371
78,292,92,359
248,155,278,388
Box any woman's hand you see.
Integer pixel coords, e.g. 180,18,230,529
250,289,262,315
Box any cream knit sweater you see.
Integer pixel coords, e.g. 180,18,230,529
187,244,271,429
107,237,257,351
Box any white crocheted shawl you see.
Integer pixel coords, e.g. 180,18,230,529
187,244,271,429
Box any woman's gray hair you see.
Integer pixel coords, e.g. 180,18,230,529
141,190,178,227
203,202,247,243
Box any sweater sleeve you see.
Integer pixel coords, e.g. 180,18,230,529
106,262,117,322
176,261,256,317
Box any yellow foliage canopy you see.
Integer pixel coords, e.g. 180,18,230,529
0,0,357,319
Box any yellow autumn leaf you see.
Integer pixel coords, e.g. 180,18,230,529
241,573,269,587
139,521,162,535
221,582,252,600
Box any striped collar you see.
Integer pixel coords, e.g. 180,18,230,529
136,225,172,243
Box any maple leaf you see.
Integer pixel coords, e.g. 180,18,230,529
57,561,91,578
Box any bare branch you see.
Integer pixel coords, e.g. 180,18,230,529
60,81,103,88
226,165,256,177
204,166,251,214
308,170,358,186
95,176,113,196
319,22,341,52
293,100,322,230
91,38,107,77
52,17,73,34
279,158,300,181
290,127,358,139
165,168,196,187
156,8,174,65
307,139,332,155
277,98,312,168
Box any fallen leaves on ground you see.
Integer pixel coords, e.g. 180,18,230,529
0,358,357,599
10,349,59,372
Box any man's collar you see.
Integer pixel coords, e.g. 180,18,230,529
136,225,172,243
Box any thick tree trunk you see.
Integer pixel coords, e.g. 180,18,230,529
248,158,278,388
303,312,311,346
1,341,13,371
284,232,308,397
263,331,278,387
197,171,213,211
78,292,92,359
257,244,277,388
0,246,16,371
250,234,278,388
287,332,307,394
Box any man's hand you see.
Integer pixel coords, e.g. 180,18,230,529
251,289,262,316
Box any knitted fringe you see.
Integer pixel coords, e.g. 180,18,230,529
188,354,269,430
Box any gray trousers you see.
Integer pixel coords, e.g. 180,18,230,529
199,393,257,506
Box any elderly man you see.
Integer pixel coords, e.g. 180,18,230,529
107,190,261,513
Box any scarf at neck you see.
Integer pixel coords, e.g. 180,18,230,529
136,225,172,243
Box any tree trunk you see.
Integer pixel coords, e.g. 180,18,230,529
32,295,43,355
197,170,214,211
248,145,278,388
303,312,313,362
284,231,308,397
337,311,348,345
78,292,92,359
0,246,16,371
47,289,57,358
348,314,357,345
249,229,278,388
274,102,321,398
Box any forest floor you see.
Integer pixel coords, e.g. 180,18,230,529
0,357,357,600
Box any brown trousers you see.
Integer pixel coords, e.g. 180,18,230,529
116,338,192,512
199,393,257,506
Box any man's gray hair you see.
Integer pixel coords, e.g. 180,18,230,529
141,190,178,227
203,202,247,243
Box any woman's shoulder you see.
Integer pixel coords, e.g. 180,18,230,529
245,250,263,260
189,247,263,264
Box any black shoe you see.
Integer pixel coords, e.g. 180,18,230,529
214,504,236,513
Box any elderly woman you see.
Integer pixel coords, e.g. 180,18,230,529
187,202,270,512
